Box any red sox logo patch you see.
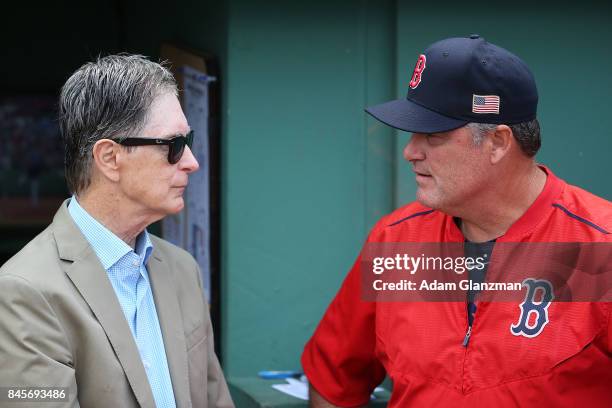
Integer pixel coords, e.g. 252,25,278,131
510,278,554,338
409,54,427,89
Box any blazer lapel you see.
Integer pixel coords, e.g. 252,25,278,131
52,200,157,408
147,253,191,408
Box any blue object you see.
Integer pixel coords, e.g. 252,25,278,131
258,370,303,380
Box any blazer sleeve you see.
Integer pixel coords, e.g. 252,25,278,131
193,265,234,408
205,315,234,408
0,274,80,408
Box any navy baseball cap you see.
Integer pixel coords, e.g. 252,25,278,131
365,35,538,133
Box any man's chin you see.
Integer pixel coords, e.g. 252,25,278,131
415,191,441,210
165,198,185,215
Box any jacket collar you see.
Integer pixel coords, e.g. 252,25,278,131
445,165,565,242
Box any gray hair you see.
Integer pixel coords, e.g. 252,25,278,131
59,54,178,195
467,119,541,157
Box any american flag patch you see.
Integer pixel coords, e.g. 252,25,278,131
472,94,500,114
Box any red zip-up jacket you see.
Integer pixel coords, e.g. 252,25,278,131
302,167,611,407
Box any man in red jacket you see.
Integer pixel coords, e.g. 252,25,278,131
302,35,611,407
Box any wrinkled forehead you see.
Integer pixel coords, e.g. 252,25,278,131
142,91,190,137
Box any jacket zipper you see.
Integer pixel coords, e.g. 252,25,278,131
463,300,476,347
462,325,472,347
460,301,473,393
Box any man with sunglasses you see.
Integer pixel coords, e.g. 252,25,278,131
0,55,234,408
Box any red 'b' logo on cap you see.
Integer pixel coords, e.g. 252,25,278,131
409,54,427,89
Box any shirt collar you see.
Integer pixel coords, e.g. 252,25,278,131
135,227,154,266
67,196,153,270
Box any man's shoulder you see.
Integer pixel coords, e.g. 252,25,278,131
369,201,446,241
0,224,59,280
0,223,74,309
560,183,612,216
555,182,612,237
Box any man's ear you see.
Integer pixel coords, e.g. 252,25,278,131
489,125,513,164
91,139,121,183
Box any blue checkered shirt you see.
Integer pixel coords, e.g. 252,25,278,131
68,197,177,408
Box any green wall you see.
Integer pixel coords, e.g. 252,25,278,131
221,0,395,377
393,1,612,205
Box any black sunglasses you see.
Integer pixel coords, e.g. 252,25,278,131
111,131,194,164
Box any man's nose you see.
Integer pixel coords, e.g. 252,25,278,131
179,146,200,173
403,133,426,162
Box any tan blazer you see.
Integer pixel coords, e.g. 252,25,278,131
0,200,234,408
